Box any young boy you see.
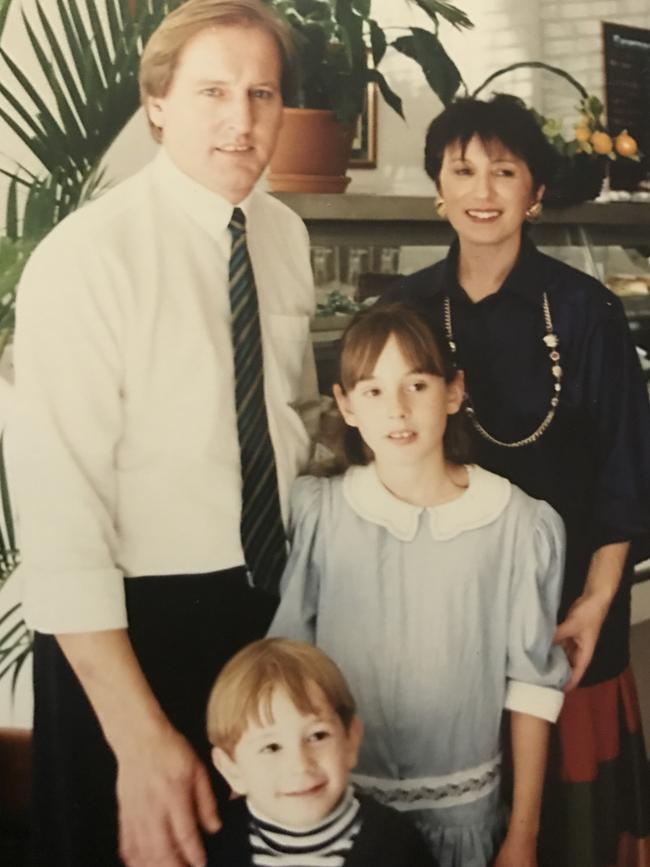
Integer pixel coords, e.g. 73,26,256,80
206,638,437,866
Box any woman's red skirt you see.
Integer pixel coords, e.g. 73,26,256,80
540,666,650,867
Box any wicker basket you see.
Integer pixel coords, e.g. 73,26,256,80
472,62,606,207
542,153,606,207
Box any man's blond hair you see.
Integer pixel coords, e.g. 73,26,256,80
206,638,357,754
139,0,296,141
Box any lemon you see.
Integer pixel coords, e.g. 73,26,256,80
615,130,638,157
591,131,613,155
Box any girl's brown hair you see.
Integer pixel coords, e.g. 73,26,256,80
335,302,472,468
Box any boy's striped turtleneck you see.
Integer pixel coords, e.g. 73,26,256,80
247,785,362,866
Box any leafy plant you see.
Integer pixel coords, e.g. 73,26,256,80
266,0,473,123
316,289,370,316
0,0,11,40
0,436,25,695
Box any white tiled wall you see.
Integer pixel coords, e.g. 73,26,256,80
538,0,650,127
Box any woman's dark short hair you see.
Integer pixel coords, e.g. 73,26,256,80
334,302,472,468
424,93,558,190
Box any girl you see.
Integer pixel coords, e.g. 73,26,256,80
269,303,569,867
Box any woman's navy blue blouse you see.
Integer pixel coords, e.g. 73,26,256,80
385,237,650,684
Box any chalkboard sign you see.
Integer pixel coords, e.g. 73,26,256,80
603,22,650,191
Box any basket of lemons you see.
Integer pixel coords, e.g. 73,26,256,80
472,62,640,207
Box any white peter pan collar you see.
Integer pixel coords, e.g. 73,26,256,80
342,463,511,542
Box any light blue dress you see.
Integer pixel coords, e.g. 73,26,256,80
269,464,570,867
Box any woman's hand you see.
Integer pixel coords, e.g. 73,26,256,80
493,829,537,867
554,541,630,692
554,592,609,691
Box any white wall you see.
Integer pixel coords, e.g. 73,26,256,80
539,0,650,126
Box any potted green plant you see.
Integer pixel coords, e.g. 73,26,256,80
265,0,473,192
471,61,641,207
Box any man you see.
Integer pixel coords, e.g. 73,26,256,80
9,2,318,865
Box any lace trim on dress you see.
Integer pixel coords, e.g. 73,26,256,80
352,754,501,811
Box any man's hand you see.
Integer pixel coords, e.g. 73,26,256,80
56,630,220,866
493,829,537,867
554,592,609,692
117,724,220,867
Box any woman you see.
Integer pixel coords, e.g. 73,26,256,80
384,93,650,867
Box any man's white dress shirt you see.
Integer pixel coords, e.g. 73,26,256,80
9,150,318,634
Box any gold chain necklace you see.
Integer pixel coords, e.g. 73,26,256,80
443,293,562,448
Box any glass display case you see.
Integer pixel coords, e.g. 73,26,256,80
274,194,650,392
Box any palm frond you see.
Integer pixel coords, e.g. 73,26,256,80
0,435,26,698
0,603,32,694
0,0,183,222
0,0,13,41
5,175,18,241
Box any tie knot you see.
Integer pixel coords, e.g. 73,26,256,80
229,207,246,237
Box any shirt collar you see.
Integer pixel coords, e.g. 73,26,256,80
247,785,359,835
150,148,255,241
439,233,546,308
342,463,511,542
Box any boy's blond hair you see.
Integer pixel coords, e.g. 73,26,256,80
206,638,357,754
139,0,296,141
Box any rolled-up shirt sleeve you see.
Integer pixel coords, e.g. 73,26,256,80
8,223,127,634
505,499,569,723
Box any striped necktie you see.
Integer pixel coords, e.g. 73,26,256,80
228,207,287,595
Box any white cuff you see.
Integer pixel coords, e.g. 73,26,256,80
505,680,564,723
21,565,128,633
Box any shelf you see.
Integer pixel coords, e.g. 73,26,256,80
274,193,650,247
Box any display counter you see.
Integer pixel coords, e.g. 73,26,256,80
275,194,650,248
274,194,650,391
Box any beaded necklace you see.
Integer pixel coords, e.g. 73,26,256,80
443,293,562,448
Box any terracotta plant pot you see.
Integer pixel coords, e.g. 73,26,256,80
268,108,355,193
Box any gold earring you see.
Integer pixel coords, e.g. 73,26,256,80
526,201,543,221
435,197,447,218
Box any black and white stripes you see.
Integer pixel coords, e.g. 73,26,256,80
248,786,362,866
